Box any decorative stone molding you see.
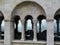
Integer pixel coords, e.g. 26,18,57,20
4,20,14,22
46,19,54,22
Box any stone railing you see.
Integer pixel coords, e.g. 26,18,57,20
0,40,4,45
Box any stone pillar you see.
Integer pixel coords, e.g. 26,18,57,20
33,20,37,41
0,23,1,39
47,19,54,45
21,20,25,41
4,20,14,45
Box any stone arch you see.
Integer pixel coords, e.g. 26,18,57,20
25,15,33,20
54,8,60,16
11,1,47,40
54,8,60,41
0,11,4,17
24,15,33,40
37,15,46,40
37,15,46,20
14,15,21,40
0,11,4,39
11,1,46,20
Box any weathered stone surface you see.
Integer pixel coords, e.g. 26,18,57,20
0,0,60,45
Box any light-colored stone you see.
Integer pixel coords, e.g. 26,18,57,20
33,20,37,41
47,19,54,45
21,20,25,41
0,0,60,45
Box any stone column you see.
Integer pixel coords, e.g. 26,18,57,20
47,19,54,45
4,20,14,45
0,23,1,39
33,20,37,41
21,20,25,41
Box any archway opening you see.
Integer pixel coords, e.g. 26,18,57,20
24,15,33,40
37,15,47,41
11,1,46,41
14,15,22,40
11,1,46,20
0,12,4,39
54,9,60,41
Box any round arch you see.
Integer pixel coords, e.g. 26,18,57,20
11,1,47,40
24,15,33,40
11,1,46,20
54,8,60,41
54,8,60,18
37,15,46,41
0,11,4,39
25,15,33,20
37,15,46,20
0,11,4,17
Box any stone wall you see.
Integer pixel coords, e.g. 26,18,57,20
0,40,4,45
0,0,60,45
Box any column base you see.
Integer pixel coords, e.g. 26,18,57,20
33,39,37,41
21,38,25,41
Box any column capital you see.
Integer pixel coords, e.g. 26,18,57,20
33,20,37,24
4,20,14,22
33,19,37,21
46,19,54,22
